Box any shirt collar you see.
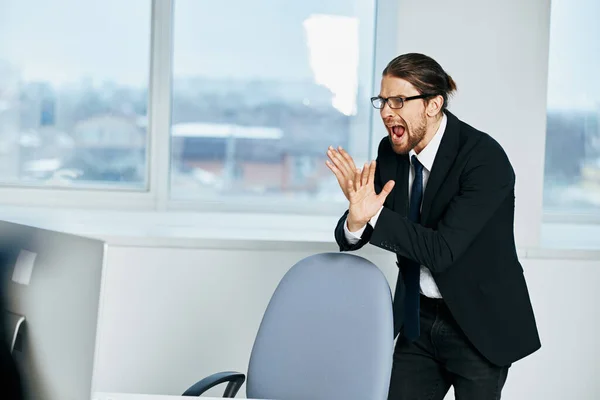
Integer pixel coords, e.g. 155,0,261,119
409,112,447,172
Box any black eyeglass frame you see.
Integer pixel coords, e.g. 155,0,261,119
370,93,440,109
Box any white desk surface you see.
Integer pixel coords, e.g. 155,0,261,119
94,393,268,400
94,394,188,400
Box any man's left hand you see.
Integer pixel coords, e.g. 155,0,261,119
346,160,395,231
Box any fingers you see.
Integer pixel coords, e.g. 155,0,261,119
338,146,355,166
361,163,369,186
347,178,355,196
378,180,395,199
327,146,354,178
354,168,361,192
367,160,376,185
325,159,345,185
325,159,339,174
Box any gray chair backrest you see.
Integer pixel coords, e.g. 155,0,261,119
246,252,394,400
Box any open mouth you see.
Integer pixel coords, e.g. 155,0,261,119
391,125,406,143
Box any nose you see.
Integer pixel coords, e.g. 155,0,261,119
380,101,394,118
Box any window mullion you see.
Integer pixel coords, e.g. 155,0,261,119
148,0,174,211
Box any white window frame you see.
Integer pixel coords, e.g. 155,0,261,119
541,0,600,226
0,0,399,216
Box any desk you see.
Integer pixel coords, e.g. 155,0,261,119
94,394,191,400
93,393,268,400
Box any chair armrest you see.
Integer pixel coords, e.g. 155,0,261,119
182,371,245,397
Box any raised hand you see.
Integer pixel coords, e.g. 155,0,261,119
346,161,395,232
325,146,358,200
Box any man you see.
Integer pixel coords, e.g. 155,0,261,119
326,53,540,399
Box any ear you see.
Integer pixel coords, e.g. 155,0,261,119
426,95,444,117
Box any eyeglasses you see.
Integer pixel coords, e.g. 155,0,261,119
370,93,439,109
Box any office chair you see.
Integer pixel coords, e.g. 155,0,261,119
182,252,394,399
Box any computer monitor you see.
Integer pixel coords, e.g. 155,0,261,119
0,219,105,400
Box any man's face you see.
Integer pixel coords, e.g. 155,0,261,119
379,74,428,155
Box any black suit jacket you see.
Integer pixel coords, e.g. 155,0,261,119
335,111,541,367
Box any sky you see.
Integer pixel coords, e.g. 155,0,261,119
0,0,364,83
0,0,368,115
546,0,600,110
0,0,598,111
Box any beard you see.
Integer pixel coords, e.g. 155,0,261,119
389,110,428,155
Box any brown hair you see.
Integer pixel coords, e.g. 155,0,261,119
382,53,457,110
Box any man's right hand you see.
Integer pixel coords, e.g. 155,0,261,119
325,146,359,201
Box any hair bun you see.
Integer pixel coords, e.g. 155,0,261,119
446,73,457,92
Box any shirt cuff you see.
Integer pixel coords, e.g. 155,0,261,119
369,206,384,228
343,217,364,244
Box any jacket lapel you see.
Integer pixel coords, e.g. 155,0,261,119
392,154,409,217
421,111,460,224
377,139,408,216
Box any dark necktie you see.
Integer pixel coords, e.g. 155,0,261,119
404,155,424,340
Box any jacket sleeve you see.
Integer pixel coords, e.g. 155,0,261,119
333,148,384,252
334,210,374,251
369,139,515,273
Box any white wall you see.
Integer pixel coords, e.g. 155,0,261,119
388,0,551,249
92,243,396,397
93,243,600,399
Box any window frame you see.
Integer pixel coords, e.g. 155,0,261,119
0,0,398,216
541,0,600,225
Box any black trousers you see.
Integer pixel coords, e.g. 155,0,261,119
388,295,509,400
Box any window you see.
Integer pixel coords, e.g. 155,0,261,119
0,0,387,211
0,0,151,189
544,0,600,215
169,0,377,203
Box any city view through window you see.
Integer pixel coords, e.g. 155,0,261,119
0,0,599,214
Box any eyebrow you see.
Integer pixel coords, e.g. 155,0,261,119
379,94,409,98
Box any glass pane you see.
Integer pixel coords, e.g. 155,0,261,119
170,0,375,202
544,0,600,213
0,0,150,189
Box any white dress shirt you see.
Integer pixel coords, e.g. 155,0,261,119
344,113,448,298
